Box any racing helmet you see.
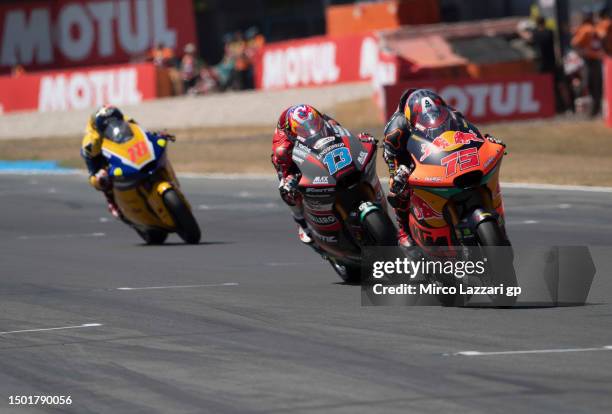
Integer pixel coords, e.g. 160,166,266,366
288,104,327,140
404,89,452,132
94,105,133,143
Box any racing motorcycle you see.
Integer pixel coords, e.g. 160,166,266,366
100,122,201,245
293,125,397,283
396,126,517,305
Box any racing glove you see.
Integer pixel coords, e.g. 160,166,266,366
153,130,176,142
279,174,299,206
90,169,111,191
387,165,411,208
358,132,377,144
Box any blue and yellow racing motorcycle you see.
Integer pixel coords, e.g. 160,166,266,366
101,121,201,244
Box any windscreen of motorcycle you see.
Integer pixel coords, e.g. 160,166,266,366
101,127,165,178
294,127,371,187
408,121,486,167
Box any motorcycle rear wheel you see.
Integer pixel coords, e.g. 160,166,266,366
162,189,201,244
329,259,361,284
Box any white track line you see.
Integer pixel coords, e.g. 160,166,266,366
0,323,102,336
18,232,106,240
116,282,238,291
447,345,612,357
501,182,612,193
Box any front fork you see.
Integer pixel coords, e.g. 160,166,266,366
446,186,506,245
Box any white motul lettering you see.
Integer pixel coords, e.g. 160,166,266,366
88,71,108,107
324,43,340,82
121,68,143,104
262,42,339,89
465,85,489,117
284,47,300,87
262,50,283,89
490,82,518,115
152,0,177,48
298,45,315,84
519,82,540,113
58,4,94,61
38,68,142,112
68,74,92,109
38,76,68,112
0,8,52,66
118,0,149,54
359,37,378,79
440,86,469,114
87,1,115,57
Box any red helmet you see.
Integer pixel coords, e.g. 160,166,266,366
404,89,451,130
287,104,327,139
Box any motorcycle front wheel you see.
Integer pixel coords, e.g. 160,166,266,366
162,189,201,244
476,220,517,307
135,227,168,245
361,210,397,246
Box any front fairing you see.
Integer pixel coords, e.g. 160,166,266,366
295,131,382,261
102,127,169,186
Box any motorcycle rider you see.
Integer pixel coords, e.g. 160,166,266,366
81,105,159,220
383,89,505,247
271,104,375,244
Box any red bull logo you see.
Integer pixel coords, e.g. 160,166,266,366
412,195,442,221
419,130,484,162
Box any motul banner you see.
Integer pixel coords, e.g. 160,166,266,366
382,74,556,123
254,33,393,90
0,0,195,74
0,63,156,114
605,57,612,127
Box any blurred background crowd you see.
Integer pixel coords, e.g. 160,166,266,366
146,27,265,96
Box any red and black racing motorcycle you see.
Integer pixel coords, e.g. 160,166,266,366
293,125,397,283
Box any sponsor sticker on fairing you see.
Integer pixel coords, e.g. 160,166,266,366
312,176,329,184
307,213,337,225
358,151,368,165
313,136,336,149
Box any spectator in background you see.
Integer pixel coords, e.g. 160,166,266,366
191,63,219,95
531,17,557,73
230,31,249,90
148,43,182,96
149,43,175,67
245,27,265,89
11,65,25,77
180,43,200,94
519,16,573,112
597,7,612,55
572,10,604,117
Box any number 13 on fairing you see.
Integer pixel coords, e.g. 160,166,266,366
323,147,352,175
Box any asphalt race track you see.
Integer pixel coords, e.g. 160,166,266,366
0,173,611,414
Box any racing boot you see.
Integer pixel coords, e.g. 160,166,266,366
296,217,313,244
395,205,416,248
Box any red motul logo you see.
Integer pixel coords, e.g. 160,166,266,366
0,0,177,68
433,82,541,117
38,67,143,112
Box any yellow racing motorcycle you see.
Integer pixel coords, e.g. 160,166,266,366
100,121,201,244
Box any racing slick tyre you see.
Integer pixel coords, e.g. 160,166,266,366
362,210,398,246
162,189,201,244
135,227,168,245
476,220,518,307
329,259,361,284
